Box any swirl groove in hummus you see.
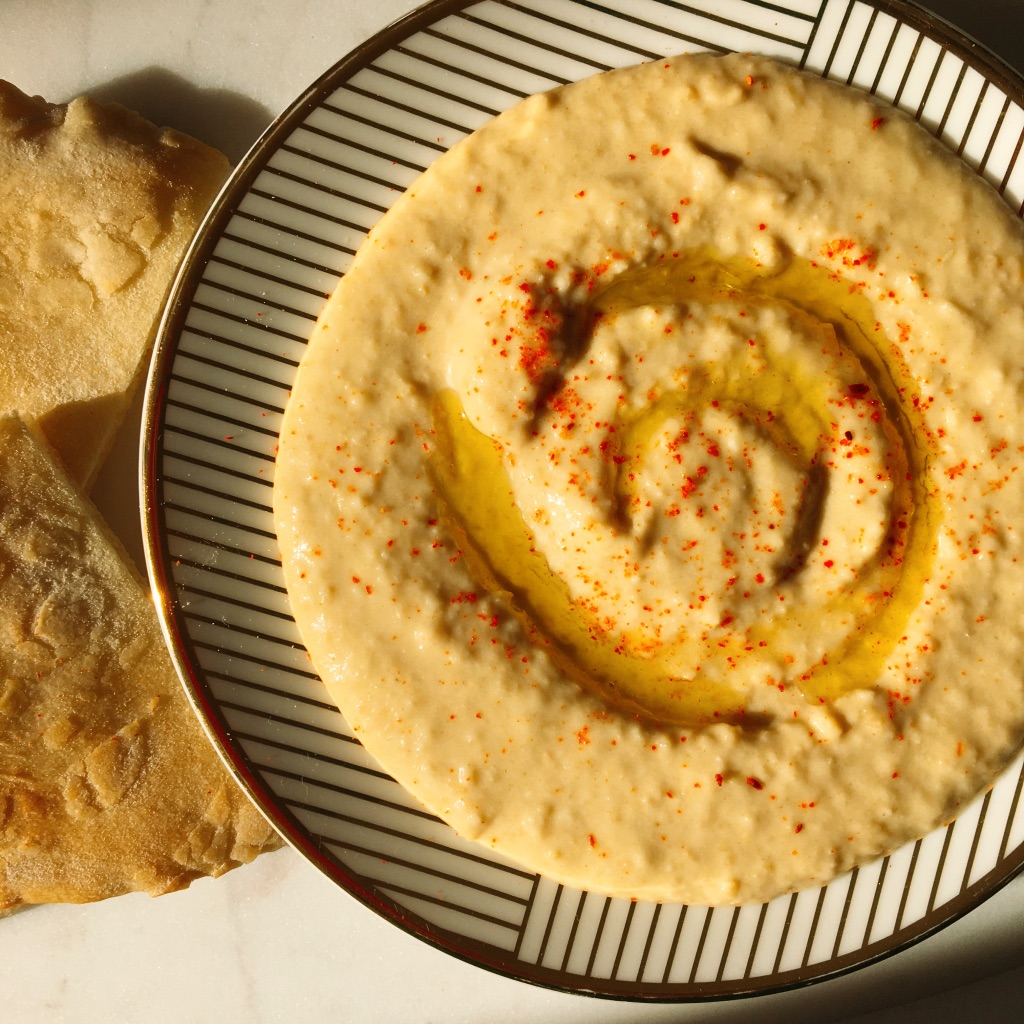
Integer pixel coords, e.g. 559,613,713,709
275,54,1024,904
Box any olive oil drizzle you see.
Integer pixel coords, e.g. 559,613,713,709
429,252,940,726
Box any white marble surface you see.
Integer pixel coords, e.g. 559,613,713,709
2,1,1024,1020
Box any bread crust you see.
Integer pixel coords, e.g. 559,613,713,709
0,80,229,486
0,415,281,908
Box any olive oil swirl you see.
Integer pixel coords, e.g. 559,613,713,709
430,252,940,727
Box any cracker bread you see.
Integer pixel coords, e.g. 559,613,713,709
0,415,281,908
0,80,229,487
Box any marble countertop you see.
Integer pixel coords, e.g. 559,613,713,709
2,1,1024,1020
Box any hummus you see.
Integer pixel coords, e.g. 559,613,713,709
274,53,1024,905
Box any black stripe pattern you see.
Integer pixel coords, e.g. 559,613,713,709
145,0,1024,999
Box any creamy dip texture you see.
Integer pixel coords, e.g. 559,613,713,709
274,53,1024,904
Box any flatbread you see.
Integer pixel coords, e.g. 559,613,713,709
0,80,229,487
0,415,281,908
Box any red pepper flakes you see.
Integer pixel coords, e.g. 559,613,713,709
680,476,699,499
746,776,764,790
588,833,597,848
821,239,878,270
518,332,556,382
871,116,886,130
715,773,724,786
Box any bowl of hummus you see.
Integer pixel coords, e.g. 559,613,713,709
146,0,1024,999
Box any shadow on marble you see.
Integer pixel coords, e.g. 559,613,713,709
85,66,273,164
0,902,37,920
923,0,1024,74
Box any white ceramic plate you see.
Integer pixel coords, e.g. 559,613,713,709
142,0,1024,999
